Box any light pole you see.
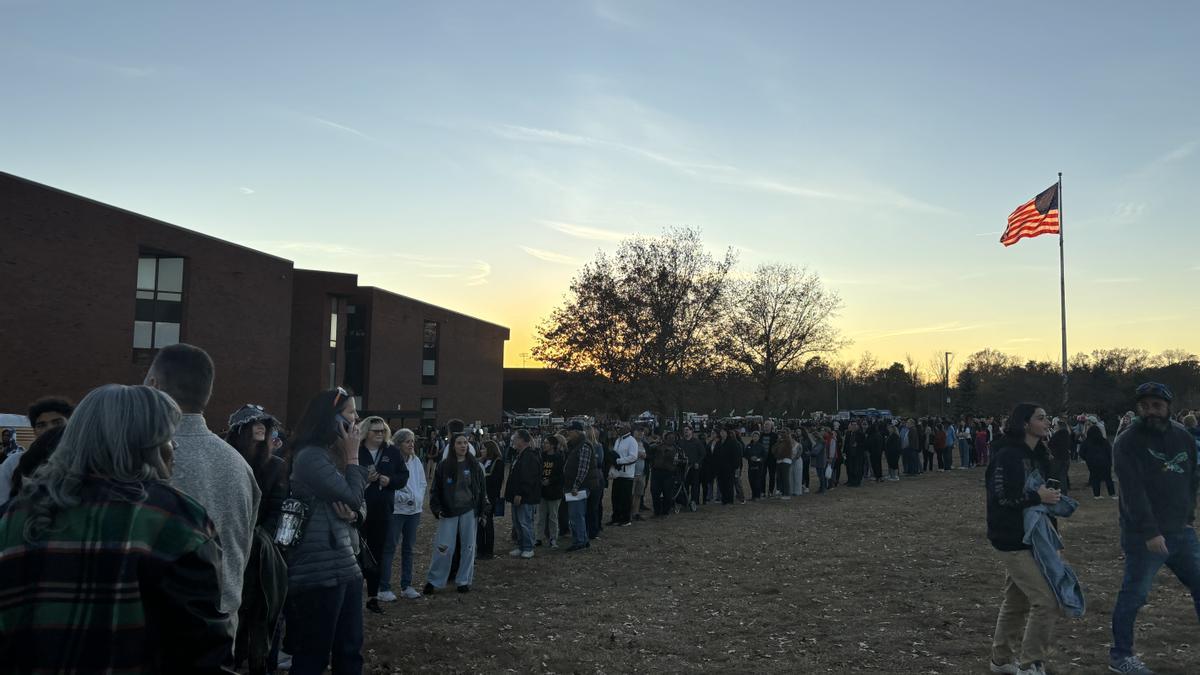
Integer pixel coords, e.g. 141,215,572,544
520,352,529,368
943,352,953,416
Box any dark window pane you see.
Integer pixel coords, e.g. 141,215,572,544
135,298,157,322
155,300,183,323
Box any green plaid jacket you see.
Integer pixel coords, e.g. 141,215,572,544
0,477,234,673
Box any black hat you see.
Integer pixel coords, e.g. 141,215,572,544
1135,382,1174,403
228,404,278,430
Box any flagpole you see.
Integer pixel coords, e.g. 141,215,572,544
1057,172,1068,412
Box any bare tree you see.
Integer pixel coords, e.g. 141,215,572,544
533,227,736,416
719,263,847,412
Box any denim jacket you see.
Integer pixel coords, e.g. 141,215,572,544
1022,470,1085,617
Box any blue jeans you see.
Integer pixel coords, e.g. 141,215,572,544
283,579,363,675
1110,527,1200,660
426,511,477,588
378,513,420,592
959,439,972,467
567,497,589,546
512,502,535,552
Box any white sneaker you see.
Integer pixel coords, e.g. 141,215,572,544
508,548,522,557
277,652,292,670
377,590,398,602
989,659,1020,674
550,540,559,549
520,549,535,559
1018,662,1047,675
401,586,421,599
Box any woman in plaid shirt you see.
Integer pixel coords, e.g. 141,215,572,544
0,384,232,673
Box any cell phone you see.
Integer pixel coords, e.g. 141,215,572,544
334,414,352,438
1045,478,1060,490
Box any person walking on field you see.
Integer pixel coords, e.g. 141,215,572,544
986,402,1063,675
1108,383,1200,675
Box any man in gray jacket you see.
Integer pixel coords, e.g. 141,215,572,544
146,344,260,638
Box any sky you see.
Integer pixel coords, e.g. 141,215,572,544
3,1,1198,371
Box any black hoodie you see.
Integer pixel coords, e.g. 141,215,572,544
985,437,1054,551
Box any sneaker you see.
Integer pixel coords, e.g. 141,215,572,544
550,540,559,549
618,521,632,527
377,590,398,602
1111,495,1119,500
401,586,421,599
365,597,384,614
422,582,436,595
456,584,470,593
508,548,522,558
520,549,534,559
1094,495,1103,500
535,539,543,547
566,542,590,552
780,496,791,500
1018,662,1047,675
990,659,1020,674
1109,655,1155,674
277,652,292,670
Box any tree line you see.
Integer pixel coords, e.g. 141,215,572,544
531,228,1198,421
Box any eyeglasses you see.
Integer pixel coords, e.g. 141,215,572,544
332,387,349,409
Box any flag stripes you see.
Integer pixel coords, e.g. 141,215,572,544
1001,182,1060,247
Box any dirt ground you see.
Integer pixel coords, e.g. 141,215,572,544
362,464,1198,674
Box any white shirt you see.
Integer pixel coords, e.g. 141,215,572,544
610,434,639,479
393,454,427,516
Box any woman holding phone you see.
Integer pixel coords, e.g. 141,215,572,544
985,402,1062,675
281,388,368,675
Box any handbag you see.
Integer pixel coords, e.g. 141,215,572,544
357,539,378,575
273,497,310,548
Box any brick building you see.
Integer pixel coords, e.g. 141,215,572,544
1,172,508,432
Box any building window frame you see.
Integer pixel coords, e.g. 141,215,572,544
422,320,439,385
133,254,186,350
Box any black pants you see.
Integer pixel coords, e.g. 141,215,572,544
801,455,811,488
611,477,633,524
922,450,934,472
587,485,604,538
1088,462,1115,496
941,447,953,470
717,469,735,505
1055,460,1073,494
831,455,843,486
477,508,495,557
747,463,765,499
558,499,570,535
765,454,777,493
846,454,863,487
283,580,363,675
935,447,945,470
361,507,391,597
687,466,702,506
870,449,884,481
650,468,675,515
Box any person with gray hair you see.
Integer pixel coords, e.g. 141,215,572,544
0,384,233,672
145,343,260,641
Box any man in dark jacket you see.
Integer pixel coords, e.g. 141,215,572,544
843,422,866,487
1108,383,1200,675
562,421,599,551
1047,420,1073,494
505,429,542,558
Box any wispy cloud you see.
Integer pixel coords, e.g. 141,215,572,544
238,186,255,195
854,321,991,341
248,240,491,286
541,220,628,242
1157,140,1197,164
306,116,373,140
493,123,955,216
1113,202,1146,222
520,246,582,265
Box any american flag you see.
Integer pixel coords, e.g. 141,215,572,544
1001,182,1060,247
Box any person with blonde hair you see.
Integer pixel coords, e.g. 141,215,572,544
378,427,424,601
357,415,403,614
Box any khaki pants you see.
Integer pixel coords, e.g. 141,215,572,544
992,548,1060,666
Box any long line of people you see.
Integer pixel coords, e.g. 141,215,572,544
2,342,1198,674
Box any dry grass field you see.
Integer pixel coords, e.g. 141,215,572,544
362,464,1197,674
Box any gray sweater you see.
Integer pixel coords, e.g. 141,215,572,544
168,414,261,632
286,446,368,592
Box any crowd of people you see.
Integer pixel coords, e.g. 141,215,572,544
0,342,1197,674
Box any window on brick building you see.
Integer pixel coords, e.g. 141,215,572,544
420,397,436,420
134,255,185,349
422,320,439,385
